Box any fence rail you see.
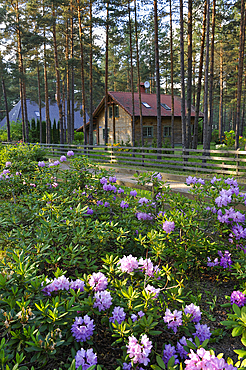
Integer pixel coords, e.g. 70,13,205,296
3,142,246,175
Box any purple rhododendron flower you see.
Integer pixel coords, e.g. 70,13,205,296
97,200,104,206
60,155,67,162
163,221,175,234
184,303,201,323
224,177,238,187
207,257,219,267
38,161,45,167
2,170,10,175
86,208,94,215
109,306,126,324
70,279,85,291
138,197,149,205
67,150,74,157
152,173,162,181
120,201,129,209
42,275,70,296
5,161,11,167
109,176,117,183
184,348,236,370
118,255,139,273
211,176,221,184
231,291,246,307
138,311,145,318
163,309,183,333
131,314,138,322
71,315,95,342
138,258,154,277
162,344,179,366
118,187,124,194
218,250,232,268
192,323,211,342
53,160,60,166
186,176,197,185
104,201,110,207
93,290,112,311
130,190,137,197
136,212,153,221
145,284,160,298
89,272,108,291
100,177,107,185
75,348,97,370
177,336,194,359
126,335,152,366
230,223,246,240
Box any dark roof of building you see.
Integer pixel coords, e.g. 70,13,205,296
0,99,89,130
92,92,204,120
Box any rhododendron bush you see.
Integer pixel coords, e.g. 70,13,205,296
0,145,246,369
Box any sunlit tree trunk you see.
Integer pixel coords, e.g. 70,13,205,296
154,0,162,149
208,0,216,148
104,1,109,145
70,0,74,141
77,0,87,146
186,0,192,148
128,0,135,146
179,0,186,149
170,0,174,148
52,3,64,144
134,0,143,146
1,71,10,142
192,0,206,149
235,0,246,148
219,37,223,142
89,0,93,145
203,0,210,151
43,24,50,144
36,49,42,143
66,20,71,143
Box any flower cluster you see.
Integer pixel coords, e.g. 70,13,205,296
109,306,126,324
126,334,152,366
136,212,153,221
89,272,108,291
184,348,236,370
118,255,139,273
42,276,84,295
163,309,183,333
75,348,97,370
184,303,201,323
207,250,232,269
71,315,95,342
231,290,246,307
186,176,205,185
93,290,112,311
163,221,175,234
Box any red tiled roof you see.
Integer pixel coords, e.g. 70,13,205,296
107,92,204,117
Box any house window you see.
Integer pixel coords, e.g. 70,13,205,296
142,102,151,108
108,105,119,118
163,127,171,137
114,105,119,118
161,103,171,110
143,126,153,137
103,128,109,140
109,106,113,118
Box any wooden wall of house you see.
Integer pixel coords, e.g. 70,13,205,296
96,105,132,145
135,117,183,146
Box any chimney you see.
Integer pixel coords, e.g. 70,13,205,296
138,82,145,94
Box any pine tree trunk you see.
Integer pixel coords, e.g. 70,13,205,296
134,0,143,146
235,0,246,148
104,2,109,145
219,37,223,142
186,0,192,149
170,0,174,148
77,0,87,146
208,0,216,148
36,54,42,143
16,1,25,142
154,0,162,149
70,0,74,141
128,0,135,147
43,25,50,144
62,80,66,142
52,4,64,144
179,0,186,150
89,0,93,146
203,0,210,152
66,20,71,144
1,75,10,142
192,0,207,149
240,75,246,136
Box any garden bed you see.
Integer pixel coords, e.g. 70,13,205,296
0,143,246,370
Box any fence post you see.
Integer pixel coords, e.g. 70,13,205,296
110,146,113,163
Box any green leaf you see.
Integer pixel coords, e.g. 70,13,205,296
151,365,162,370
186,340,196,350
167,355,175,368
233,303,241,317
232,326,244,337
234,349,246,358
156,355,166,369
